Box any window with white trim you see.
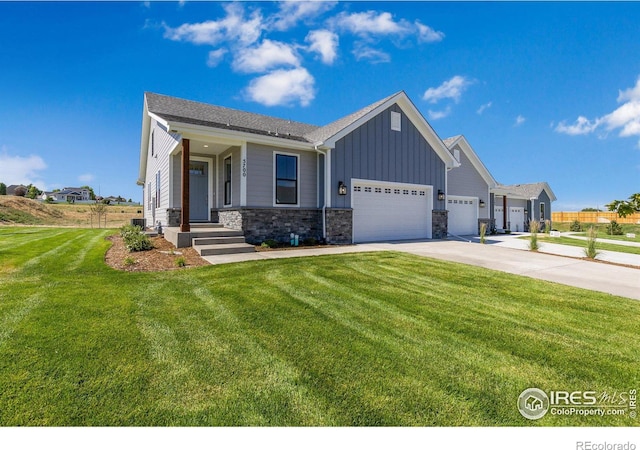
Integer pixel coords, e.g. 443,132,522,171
391,111,401,131
223,156,232,206
275,154,298,205
155,171,160,208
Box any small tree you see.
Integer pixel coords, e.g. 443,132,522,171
0,182,6,195
89,201,108,228
607,193,640,218
569,220,582,232
606,220,623,236
26,185,41,199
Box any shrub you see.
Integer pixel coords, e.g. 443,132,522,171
569,220,582,232
120,224,153,252
528,220,539,251
544,220,551,234
584,226,599,259
606,220,623,236
123,256,137,266
174,256,186,267
302,237,318,246
479,222,487,244
261,239,279,248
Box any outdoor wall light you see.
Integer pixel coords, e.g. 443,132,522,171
437,189,445,201
338,181,348,196
479,199,486,208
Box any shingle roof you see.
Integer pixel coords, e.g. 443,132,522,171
303,92,402,144
496,182,549,199
145,92,319,142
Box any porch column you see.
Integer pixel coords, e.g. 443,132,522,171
502,195,507,229
180,138,190,232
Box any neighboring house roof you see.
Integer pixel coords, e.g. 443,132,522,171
6,184,27,195
443,135,497,188
492,182,557,202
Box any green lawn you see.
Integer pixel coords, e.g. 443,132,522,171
0,227,638,426
554,222,640,242
523,235,640,256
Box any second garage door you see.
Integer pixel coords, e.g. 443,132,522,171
447,195,478,236
352,179,432,243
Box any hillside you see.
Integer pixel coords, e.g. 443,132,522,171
0,196,143,228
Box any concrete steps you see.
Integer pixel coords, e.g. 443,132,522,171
189,224,255,256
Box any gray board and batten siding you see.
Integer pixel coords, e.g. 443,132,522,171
447,143,491,219
331,104,446,208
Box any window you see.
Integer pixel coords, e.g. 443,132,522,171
151,130,155,157
540,203,545,221
224,156,232,206
147,182,151,210
189,163,204,175
275,154,298,205
155,171,160,208
391,111,401,131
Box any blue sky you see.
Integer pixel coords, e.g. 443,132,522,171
1,1,639,209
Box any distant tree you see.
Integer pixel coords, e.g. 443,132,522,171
81,185,96,200
607,193,640,218
0,182,6,195
44,196,55,204
13,186,27,197
581,207,601,212
26,185,41,199
128,198,132,203
53,188,60,192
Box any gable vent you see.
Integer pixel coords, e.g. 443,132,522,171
391,111,401,132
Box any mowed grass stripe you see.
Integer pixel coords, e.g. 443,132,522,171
65,230,111,272
0,294,44,350
0,228,68,252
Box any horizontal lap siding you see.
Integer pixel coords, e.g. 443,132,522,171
246,143,317,208
447,144,490,218
331,104,445,208
144,120,180,227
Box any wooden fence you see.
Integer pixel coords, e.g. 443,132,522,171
552,211,640,224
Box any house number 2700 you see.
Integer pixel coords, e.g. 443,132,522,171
242,159,247,177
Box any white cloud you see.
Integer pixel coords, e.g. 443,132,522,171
305,29,339,65
428,107,452,120
415,20,445,43
423,76,472,104
331,10,411,37
514,115,526,127
163,3,262,47
556,76,640,144
78,173,95,183
233,40,300,73
555,116,599,135
245,68,315,107
352,44,390,64
477,101,492,115
0,147,47,189
206,48,227,68
270,1,337,31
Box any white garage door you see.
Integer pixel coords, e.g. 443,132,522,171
495,206,504,230
509,207,525,232
447,196,478,236
352,179,432,243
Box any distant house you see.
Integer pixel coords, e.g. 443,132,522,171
40,187,91,203
6,184,28,196
492,182,557,232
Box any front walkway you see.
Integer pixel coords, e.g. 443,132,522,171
201,237,640,301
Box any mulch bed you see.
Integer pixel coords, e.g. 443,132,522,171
105,235,209,272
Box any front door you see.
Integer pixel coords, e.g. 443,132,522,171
189,160,209,222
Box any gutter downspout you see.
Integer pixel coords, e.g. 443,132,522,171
314,144,328,240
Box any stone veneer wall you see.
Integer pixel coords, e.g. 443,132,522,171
218,208,323,245
166,208,181,227
325,208,353,244
432,210,448,239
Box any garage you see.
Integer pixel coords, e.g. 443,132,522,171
509,207,525,232
447,195,479,236
351,179,432,242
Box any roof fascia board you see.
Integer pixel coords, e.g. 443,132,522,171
148,112,169,129
138,96,151,185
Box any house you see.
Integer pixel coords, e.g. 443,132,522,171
444,136,556,234
6,184,28,196
138,91,459,248
41,187,91,203
443,135,497,236
492,182,557,232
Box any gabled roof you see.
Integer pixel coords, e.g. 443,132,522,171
492,182,557,202
145,92,318,142
443,135,497,188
